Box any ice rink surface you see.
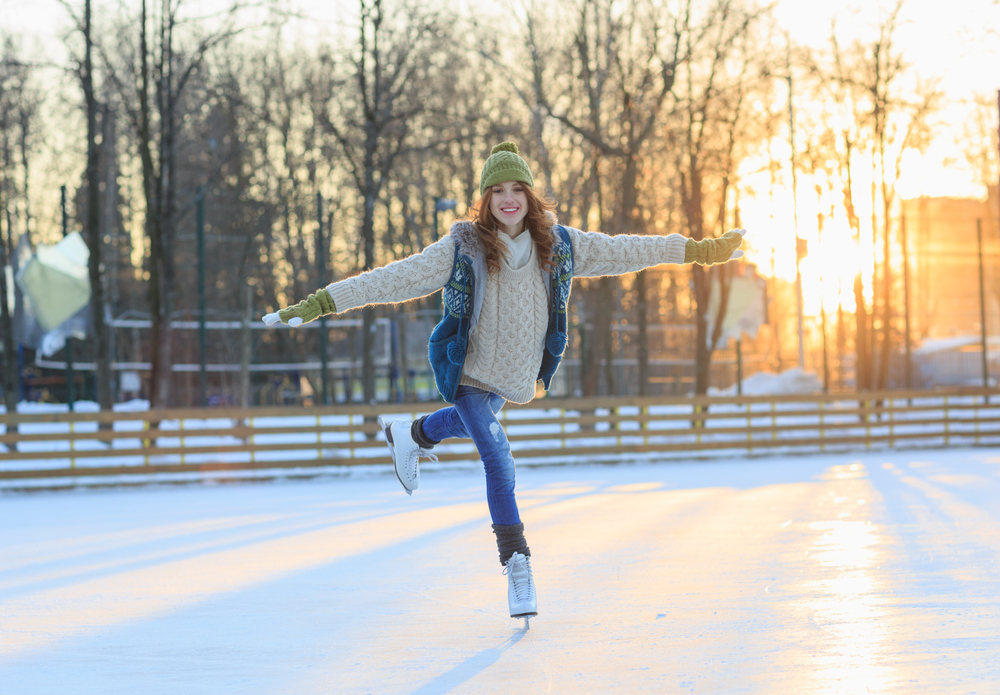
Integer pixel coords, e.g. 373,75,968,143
2,448,998,694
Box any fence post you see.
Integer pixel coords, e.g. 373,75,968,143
944,395,950,446
350,413,358,462
746,399,752,453
865,399,871,448
771,401,777,441
975,396,980,444
143,417,150,467
819,400,825,452
69,414,76,470
562,408,567,449
888,398,894,448
316,413,322,463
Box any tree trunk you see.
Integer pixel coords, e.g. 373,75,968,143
135,0,167,408
636,271,649,396
83,0,113,411
157,13,179,408
580,149,605,399
853,274,869,390
361,189,377,404
836,302,847,389
240,283,252,408
0,208,17,410
155,210,176,406
147,212,165,406
621,150,649,396
877,190,893,390
683,161,713,396
580,288,597,397
693,264,711,394
602,277,616,395
582,279,614,396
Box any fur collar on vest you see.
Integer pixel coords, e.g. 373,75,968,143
448,210,560,256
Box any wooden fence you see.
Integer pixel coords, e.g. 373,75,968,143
2,387,999,485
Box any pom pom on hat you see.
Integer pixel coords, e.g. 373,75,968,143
480,142,534,195
491,142,519,155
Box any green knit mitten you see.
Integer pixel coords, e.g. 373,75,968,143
684,229,745,265
261,289,337,327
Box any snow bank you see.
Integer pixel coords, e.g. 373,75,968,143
710,367,823,396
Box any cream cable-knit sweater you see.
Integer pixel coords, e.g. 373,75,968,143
325,225,688,403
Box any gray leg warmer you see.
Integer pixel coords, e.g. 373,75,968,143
492,522,531,565
411,415,440,448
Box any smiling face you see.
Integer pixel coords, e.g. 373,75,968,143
488,181,529,237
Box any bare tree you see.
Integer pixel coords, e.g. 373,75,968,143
873,82,939,388
104,0,246,406
59,0,114,409
815,3,940,390
961,92,1000,308
525,0,682,396
0,39,39,409
961,93,1000,197
672,0,763,394
315,0,452,404
232,33,343,399
858,3,941,389
811,29,873,389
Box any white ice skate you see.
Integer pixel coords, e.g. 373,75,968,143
378,416,436,496
504,551,537,627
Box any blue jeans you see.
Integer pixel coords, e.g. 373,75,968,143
420,385,520,525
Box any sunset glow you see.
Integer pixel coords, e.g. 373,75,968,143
2,2,1000,689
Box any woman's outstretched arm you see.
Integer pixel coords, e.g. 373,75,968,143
570,228,745,278
263,236,455,327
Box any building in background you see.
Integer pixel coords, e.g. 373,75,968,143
903,186,999,340
902,185,999,386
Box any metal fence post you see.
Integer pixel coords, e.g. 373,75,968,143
317,193,330,405
197,187,207,407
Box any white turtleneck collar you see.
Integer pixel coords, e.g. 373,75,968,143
501,230,534,271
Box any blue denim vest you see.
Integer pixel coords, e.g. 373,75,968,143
429,223,574,403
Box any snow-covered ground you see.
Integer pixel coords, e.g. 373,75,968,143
2,448,998,694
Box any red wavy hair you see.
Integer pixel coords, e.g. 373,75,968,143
468,183,558,277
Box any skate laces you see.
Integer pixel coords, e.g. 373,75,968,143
406,447,437,479
504,554,533,601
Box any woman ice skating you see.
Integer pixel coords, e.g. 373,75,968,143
262,142,746,622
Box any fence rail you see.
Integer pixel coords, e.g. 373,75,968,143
2,387,998,485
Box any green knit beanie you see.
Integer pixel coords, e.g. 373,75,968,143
479,142,534,196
